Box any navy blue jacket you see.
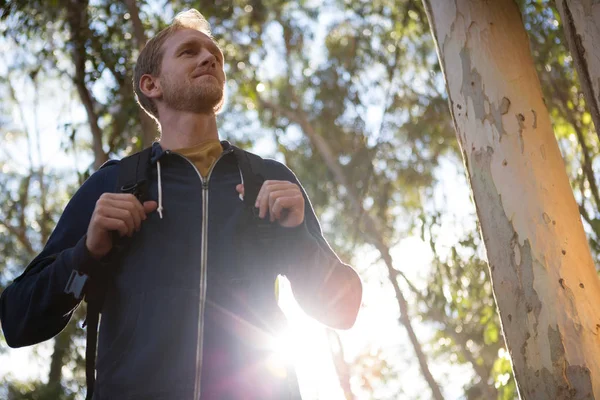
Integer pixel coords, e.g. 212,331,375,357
0,142,362,399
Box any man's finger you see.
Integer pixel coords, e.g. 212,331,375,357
97,216,129,237
102,193,146,219
256,182,300,218
272,194,304,222
268,189,301,221
254,181,289,207
101,207,136,235
143,201,158,214
107,199,143,230
256,182,275,218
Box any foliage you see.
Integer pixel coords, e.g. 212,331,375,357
418,213,517,399
0,0,598,399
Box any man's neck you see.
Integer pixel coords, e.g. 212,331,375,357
158,110,219,150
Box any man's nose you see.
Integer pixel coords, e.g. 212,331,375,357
198,49,216,68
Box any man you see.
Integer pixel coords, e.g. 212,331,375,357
0,9,362,400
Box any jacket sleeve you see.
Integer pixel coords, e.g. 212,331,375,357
0,163,118,348
267,160,363,330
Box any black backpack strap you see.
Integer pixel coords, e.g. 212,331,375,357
231,146,266,210
115,146,153,202
84,146,153,400
84,304,100,400
231,147,286,261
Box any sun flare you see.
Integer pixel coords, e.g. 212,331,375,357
272,276,345,399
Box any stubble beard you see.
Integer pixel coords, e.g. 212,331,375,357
161,73,225,115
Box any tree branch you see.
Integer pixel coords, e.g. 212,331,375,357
66,0,107,170
123,0,157,148
327,329,356,400
0,220,34,257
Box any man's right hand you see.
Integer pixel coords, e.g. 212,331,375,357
86,193,158,260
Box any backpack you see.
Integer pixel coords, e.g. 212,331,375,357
64,144,270,400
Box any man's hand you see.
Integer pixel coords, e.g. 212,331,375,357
86,193,158,260
236,180,305,228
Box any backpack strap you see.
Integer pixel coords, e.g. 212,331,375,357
116,146,153,202
83,146,153,400
65,147,152,300
231,146,266,211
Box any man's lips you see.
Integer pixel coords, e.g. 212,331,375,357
191,71,218,80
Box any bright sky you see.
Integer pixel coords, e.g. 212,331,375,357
0,4,483,399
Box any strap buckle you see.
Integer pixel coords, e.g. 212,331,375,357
120,179,148,201
64,270,89,300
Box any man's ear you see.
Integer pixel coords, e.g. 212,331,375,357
139,74,162,99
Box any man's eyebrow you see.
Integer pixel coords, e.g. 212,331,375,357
173,38,222,57
173,39,199,55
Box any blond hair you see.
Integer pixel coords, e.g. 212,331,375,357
133,10,214,122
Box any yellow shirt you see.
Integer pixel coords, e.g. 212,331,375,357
174,140,223,179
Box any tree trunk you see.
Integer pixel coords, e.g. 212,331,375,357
425,304,498,399
422,0,600,398
556,0,600,141
259,99,445,400
67,0,107,169
444,327,498,399
46,330,71,394
124,0,158,148
327,329,356,400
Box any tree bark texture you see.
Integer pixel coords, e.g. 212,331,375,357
422,0,600,398
556,0,600,141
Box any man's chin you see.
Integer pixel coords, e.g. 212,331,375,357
191,95,224,114
163,86,224,114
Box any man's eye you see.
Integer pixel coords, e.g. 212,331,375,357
181,49,194,56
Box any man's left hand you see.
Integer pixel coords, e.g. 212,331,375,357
236,180,305,228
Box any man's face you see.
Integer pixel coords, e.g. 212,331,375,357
158,28,226,114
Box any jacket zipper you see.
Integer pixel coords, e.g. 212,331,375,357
166,148,232,400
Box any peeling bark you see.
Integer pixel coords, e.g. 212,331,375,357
556,0,600,142
423,0,600,398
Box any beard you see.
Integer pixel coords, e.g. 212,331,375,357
161,73,225,115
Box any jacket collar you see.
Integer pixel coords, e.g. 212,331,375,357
149,140,233,164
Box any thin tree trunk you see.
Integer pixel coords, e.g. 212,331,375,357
124,0,146,51
124,0,158,148
260,99,445,400
424,303,498,399
556,0,600,141
423,0,600,398
47,330,71,394
327,329,355,400
31,77,51,244
67,0,107,169
444,327,498,399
